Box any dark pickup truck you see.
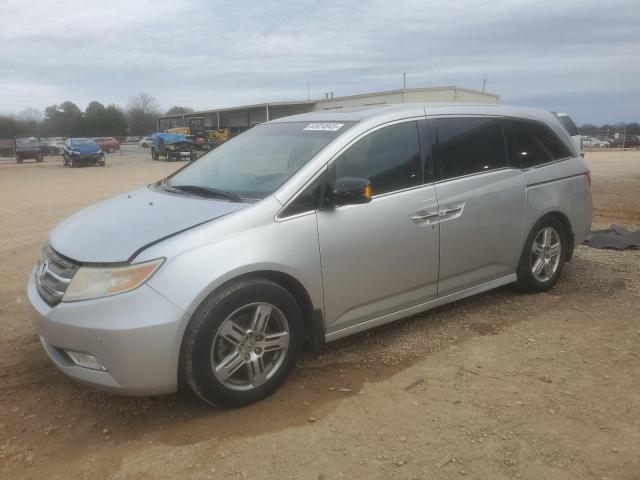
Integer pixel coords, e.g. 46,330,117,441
15,137,45,163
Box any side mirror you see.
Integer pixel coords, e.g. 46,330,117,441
331,177,373,207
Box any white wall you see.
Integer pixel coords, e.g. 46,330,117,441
312,88,499,111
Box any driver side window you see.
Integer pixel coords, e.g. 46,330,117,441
330,121,421,196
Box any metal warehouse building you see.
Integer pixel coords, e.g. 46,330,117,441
157,86,499,134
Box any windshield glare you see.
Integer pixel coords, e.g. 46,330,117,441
167,121,353,200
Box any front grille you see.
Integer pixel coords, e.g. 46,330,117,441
35,244,80,306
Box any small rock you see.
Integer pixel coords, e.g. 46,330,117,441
308,417,318,423
399,436,407,442
102,428,109,435
339,388,352,393
394,459,406,466
611,448,619,453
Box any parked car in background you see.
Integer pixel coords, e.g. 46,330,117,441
63,138,105,167
28,104,592,407
138,136,154,147
125,136,141,142
15,137,45,163
46,139,66,155
93,137,120,153
598,137,617,147
552,112,581,153
581,136,609,148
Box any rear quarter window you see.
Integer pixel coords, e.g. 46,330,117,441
507,119,573,169
558,115,579,136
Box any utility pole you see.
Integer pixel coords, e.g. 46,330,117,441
402,73,407,103
482,78,487,94
306,81,310,101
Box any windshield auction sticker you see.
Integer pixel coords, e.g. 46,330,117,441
303,123,344,131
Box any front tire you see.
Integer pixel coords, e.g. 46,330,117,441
516,216,568,293
181,278,303,408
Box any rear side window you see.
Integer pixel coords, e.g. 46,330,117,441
433,117,507,179
508,119,572,168
331,121,420,196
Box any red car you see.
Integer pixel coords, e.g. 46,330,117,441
93,137,120,153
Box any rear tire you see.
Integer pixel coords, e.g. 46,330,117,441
516,216,568,293
181,278,303,408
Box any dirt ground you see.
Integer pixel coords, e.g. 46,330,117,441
0,147,638,480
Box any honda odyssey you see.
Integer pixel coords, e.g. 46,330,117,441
28,104,592,407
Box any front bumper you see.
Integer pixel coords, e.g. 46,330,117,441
27,268,188,395
73,154,102,164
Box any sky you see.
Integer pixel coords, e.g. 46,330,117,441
1,0,638,125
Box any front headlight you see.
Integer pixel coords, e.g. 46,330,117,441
62,258,164,302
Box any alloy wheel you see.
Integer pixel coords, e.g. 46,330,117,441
210,302,290,391
530,226,561,282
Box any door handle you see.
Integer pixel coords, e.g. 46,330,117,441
438,202,465,221
410,210,439,225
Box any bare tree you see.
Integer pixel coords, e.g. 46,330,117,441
127,93,160,135
127,93,159,116
166,106,194,115
17,107,43,123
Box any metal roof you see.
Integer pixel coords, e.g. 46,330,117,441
157,86,500,120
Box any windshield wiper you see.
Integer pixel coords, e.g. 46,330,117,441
164,182,242,202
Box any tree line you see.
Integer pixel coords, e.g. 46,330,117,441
0,93,194,139
579,122,640,136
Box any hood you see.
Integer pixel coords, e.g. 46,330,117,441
49,186,247,263
71,144,99,154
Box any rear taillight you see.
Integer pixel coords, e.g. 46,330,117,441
585,171,591,188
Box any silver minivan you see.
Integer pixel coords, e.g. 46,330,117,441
28,104,592,406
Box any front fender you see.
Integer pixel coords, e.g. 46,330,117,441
144,209,324,324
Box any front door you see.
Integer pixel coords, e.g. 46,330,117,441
317,119,440,334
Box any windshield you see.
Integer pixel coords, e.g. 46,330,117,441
16,138,38,147
71,139,95,146
165,121,353,201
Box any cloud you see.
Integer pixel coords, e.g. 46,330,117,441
1,0,638,123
